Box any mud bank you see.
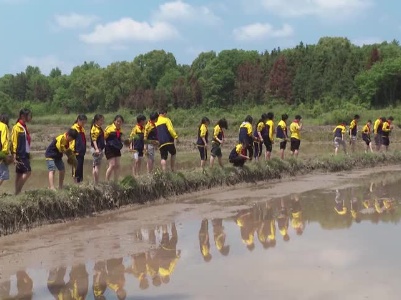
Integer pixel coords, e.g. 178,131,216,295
1,153,401,237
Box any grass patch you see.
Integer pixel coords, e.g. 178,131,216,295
1,152,401,236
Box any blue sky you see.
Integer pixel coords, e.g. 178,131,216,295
0,0,400,75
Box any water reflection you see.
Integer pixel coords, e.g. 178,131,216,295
2,177,401,299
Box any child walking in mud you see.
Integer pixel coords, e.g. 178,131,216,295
210,118,228,168
333,122,347,155
130,114,146,176
90,114,105,185
362,120,373,153
196,117,210,168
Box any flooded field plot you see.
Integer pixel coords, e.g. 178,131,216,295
1,171,401,299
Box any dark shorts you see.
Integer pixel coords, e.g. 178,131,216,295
280,140,287,150
362,134,371,146
290,138,301,151
105,146,121,160
263,139,272,152
198,146,208,160
16,157,31,174
160,144,176,160
374,134,381,146
382,136,390,146
211,142,222,158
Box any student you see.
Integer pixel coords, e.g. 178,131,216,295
196,117,210,168
373,117,384,152
144,112,159,173
239,115,254,160
210,118,228,168
334,190,347,215
70,114,88,183
349,114,360,153
333,121,347,155
212,219,230,256
276,114,289,160
253,114,267,161
228,141,250,168
90,114,105,185
362,120,373,153
0,114,11,187
104,115,125,182
11,108,32,195
381,116,394,152
265,112,275,160
289,115,302,158
277,199,290,242
45,129,78,190
130,114,146,176
155,109,178,172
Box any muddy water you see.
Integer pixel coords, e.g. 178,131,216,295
1,170,401,299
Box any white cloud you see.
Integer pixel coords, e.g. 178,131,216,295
153,0,221,25
21,55,74,75
260,0,372,18
79,18,179,44
54,13,98,29
233,23,294,41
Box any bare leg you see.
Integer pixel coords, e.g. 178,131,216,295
210,156,215,168
15,172,31,195
170,155,176,172
218,156,223,167
48,171,56,190
93,165,100,185
294,150,299,158
265,151,271,160
280,149,284,160
161,159,167,172
147,158,154,173
114,157,121,182
106,158,115,181
58,170,65,189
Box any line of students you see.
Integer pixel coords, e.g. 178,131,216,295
333,114,395,155
196,113,303,168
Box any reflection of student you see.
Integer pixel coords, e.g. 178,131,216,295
127,252,149,290
16,270,33,300
277,199,290,242
158,223,180,284
256,203,274,249
93,262,107,300
68,264,89,300
212,219,230,256
146,250,162,287
47,267,68,299
106,258,127,300
236,209,256,251
290,195,304,235
334,190,347,215
199,219,212,262
350,198,361,223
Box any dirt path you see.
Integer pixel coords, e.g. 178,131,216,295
0,165,400,281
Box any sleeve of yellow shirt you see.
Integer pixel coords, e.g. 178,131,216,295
104,125,111,140
373,120,380,133
166,118,178,139
382,123,390,132
247,124,252,136
200,124,207,138
11,125,19,154
269,122,274,142
0,126,9,153
213,126,219,139
349,120,356,130
91,127,99,142
56,135,67,153
341,126,346,134
144,124,151,140
236,144,242,154
257,122,264,132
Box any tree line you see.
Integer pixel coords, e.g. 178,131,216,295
1,37,401,115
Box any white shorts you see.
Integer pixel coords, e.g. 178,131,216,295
147,144,156,161
0,162,10,181
334,137,346,148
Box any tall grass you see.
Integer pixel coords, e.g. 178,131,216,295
1,152,400,236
